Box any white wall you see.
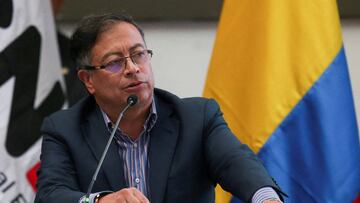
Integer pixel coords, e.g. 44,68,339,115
142,22,216,97
60,19,360,130
342,19,360,130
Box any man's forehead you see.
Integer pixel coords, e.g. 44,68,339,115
100,43,145,60
92,27,146,61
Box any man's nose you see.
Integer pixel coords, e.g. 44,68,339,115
123,57,139,76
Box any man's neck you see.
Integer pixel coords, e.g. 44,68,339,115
102,99,152,140
120,107,149,140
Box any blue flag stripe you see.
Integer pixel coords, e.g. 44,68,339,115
255,47,360,202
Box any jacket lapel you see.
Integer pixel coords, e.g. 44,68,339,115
81,103,126,191
148,98,179,203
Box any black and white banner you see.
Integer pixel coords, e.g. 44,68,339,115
0,0,66,202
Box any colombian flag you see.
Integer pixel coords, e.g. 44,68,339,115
203,0,360,202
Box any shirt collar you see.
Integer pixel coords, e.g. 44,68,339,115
100,97,158,132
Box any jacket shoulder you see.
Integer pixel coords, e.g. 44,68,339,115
154,88,219,110
154,88,222,129
40,96,96,133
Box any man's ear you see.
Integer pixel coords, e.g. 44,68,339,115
78,70,95,94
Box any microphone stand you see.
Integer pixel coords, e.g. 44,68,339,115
84,95,138,203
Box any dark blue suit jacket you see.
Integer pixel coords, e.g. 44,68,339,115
35,88,283,203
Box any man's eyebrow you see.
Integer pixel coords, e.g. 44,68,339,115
100,43,145,62
129,43,145,52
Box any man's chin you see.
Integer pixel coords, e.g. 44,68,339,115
136,92,153,106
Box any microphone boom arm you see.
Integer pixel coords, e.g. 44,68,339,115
84,95,138,202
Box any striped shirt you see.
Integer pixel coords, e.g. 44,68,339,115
102,101,157,198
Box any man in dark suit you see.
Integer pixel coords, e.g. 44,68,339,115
35,13,285,203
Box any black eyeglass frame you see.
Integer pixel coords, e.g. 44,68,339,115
81,49,153,72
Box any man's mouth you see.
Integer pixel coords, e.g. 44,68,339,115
124,81,144,90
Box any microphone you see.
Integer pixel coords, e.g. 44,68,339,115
127,94,138,107
84,95,138,203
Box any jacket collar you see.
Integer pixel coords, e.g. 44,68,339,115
148,94,179,203
81,98,126,191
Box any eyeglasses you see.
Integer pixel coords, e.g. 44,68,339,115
82,49,153,73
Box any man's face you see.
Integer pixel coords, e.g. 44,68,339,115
79,22,155,109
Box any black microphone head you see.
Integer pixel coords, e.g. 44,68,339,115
127,95,138,106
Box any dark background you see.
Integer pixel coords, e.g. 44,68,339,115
55,0,360,23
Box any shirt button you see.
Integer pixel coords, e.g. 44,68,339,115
135,178,140,184
133,143,138,148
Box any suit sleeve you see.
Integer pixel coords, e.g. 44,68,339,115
202,99,284,202
35,117,85,203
